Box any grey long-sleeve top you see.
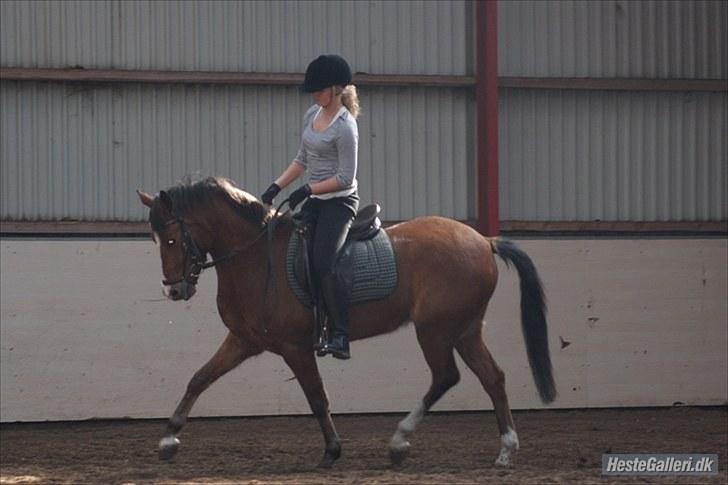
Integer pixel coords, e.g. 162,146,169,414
293,104,358,200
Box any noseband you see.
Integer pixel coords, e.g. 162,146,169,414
160,217,208,287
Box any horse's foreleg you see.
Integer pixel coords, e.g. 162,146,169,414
281,345,341,468
389,328,460,465
456,328,518,467
159,332,261,461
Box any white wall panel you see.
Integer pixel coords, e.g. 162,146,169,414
499,89,727,221
499,0,728,79
2,237,726,421
0,0,472,75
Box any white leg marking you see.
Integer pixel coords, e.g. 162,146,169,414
161,281,172,298
390,400,426,452
159,436,180,450
495,427,519,467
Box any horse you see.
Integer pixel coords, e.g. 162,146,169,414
137,176,556,468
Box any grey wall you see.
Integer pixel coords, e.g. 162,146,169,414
0,0,474,221
0,82,473,221
498,0,727,79
0,0,472,75
1,0,726,223
499,89,726,221
497,0,727,221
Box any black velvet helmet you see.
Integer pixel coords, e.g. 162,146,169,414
301,54,352,93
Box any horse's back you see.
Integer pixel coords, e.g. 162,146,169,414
387,216,494,265
384,216,498,324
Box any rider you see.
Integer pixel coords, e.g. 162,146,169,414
261,54,360,360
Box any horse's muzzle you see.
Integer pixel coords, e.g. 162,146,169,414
162,281,197,301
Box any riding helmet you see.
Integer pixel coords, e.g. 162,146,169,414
301,54,352,92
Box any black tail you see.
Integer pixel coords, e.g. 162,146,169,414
492,238,556,403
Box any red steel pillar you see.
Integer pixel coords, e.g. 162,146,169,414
476,0,499,236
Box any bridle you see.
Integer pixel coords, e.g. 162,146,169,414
160,199,288,288
160,216,267,287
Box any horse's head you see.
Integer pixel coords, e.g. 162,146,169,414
138,189,205,301
139,177,274,301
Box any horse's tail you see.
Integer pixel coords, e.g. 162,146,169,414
491,237,556,403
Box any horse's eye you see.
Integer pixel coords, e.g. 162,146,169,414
167,239,176,246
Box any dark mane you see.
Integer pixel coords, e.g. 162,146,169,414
150,176,272,232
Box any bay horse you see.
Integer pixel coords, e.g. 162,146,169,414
137,177,555,468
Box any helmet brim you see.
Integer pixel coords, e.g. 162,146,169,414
300,82,331,93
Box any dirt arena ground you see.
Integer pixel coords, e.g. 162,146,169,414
1,407,725,484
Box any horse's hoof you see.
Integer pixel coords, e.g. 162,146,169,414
389,442,410,466
494,453,511,467
317,444,341,468
159,436,180,461
318,456,335,469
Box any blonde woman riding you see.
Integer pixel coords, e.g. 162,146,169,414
262,54,360,359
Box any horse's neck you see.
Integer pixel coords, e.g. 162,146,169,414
206,206,292,288
208,222,258,261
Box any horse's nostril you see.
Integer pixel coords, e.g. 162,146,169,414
169,288,179,298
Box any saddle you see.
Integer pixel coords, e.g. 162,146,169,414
285,204,398,343
345,203,382,242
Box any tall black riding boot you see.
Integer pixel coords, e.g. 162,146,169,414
319,272,351,360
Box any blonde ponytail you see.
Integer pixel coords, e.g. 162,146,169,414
334,85,360,119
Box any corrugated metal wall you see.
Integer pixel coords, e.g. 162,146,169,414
0,0,471,75
499,0,727,79
0,0,473,222
1,0,726,223
498,0,727,222
0,82,472,221
500,89,726,221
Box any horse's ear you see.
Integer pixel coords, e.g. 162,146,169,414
137,189,154,208
159,190,174,213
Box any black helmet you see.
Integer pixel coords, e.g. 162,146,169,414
301,54,352,93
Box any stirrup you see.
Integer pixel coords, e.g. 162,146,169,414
313,322,328,356
313,328,330,357
314,341,328,357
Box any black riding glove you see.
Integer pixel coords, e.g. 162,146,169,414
261,183,281,205
289,184,312,211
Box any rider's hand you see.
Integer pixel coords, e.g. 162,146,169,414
289,184,312,211
261,183,281,205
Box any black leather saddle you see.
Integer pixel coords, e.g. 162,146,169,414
345,204,382,242
292,204,382,294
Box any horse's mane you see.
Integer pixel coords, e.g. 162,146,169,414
150,176,273,232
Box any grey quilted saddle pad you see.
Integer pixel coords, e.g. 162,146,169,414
285,229,398,308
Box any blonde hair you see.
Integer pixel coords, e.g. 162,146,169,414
333,85,360,119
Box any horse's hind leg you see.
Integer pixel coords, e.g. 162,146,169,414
281,344,341,468
159,332,261,461
389,327,460,465
455,324,519,467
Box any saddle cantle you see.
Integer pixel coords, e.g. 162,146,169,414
286,204,398,309
347,203,381,241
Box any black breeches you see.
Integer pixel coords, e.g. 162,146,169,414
299,193,359,281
